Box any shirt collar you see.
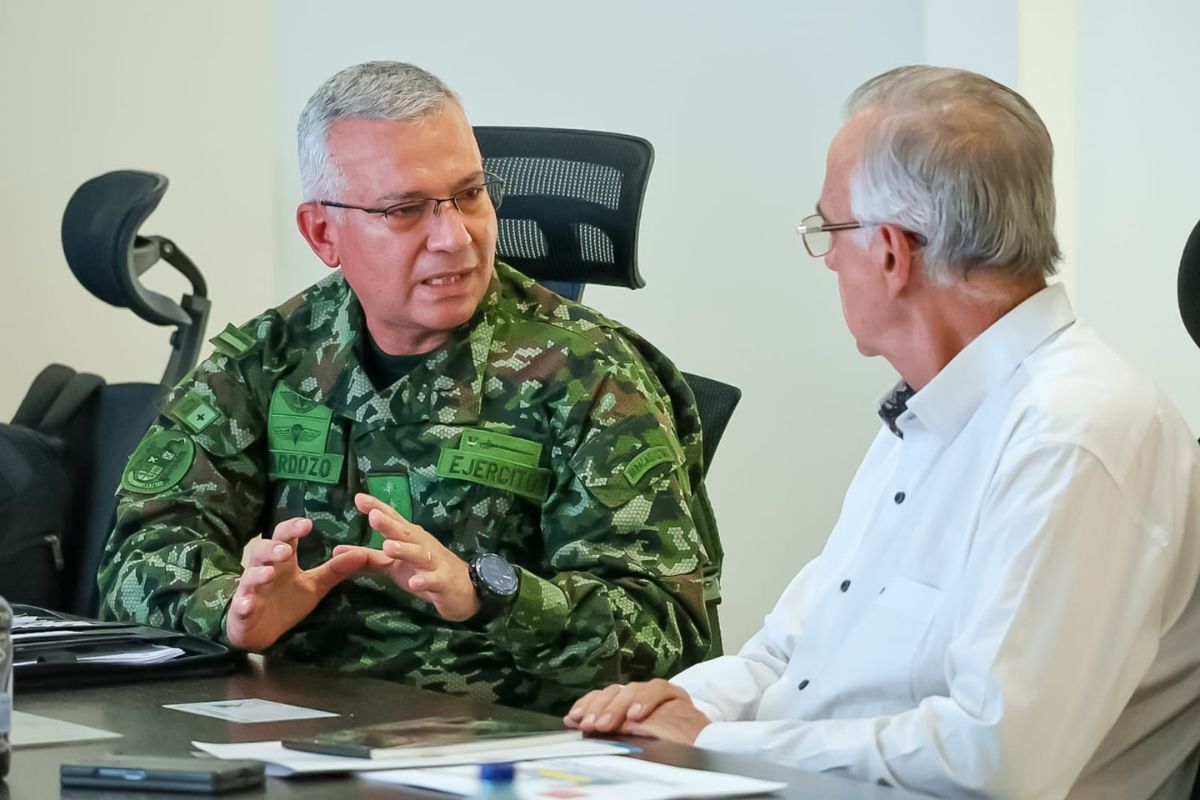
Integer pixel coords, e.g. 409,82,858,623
890,282,1077,444
318,267,500,431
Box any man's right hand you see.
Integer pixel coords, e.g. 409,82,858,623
224,517,369,652
563,679,692,734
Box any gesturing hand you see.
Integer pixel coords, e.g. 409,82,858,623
225,517,369,652
331,493,481,622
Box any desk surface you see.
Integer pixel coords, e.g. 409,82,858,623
6,659,908,799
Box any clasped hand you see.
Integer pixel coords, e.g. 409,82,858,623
225,493,478,651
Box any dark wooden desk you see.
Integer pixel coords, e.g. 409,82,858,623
5,660,909,798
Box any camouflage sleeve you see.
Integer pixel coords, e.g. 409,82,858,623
482,337,711,690
96,349,267,641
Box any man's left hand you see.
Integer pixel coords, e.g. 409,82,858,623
332,493,480,622
623,698,711,745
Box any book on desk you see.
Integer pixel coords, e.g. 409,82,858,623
281,715,581,760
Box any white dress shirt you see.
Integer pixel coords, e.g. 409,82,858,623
677,284,1200,798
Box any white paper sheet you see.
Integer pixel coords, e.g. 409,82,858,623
360,755,787,799
79,644,186,664
192,738,636,777
11,615,108,629
164,699,338,723
10,710,122,748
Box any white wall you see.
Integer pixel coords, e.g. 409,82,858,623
4,1,1199,654
0,1,277,418
1076,0,1200,431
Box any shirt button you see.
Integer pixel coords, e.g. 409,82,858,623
840,580,851,592
798,679,809,691
894,491,906,504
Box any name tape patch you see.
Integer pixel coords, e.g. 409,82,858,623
436,448,550,502
266,383,341,484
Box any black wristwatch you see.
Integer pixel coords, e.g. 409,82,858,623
468,553,520,623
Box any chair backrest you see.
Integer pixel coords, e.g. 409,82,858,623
681,372,743,477
476,126,653,302
1180,218,1200,451
1179,218,1200,351
67,382,164,617
53,170,214,614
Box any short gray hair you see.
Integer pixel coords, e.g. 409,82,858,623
845,65,1060,285
297,61,460,201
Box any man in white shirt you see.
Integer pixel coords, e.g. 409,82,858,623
565,66,1200,799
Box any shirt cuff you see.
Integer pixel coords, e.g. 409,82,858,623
687,696,726,724
481,566,569,651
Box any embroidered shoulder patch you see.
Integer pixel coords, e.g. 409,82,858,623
623,445,675,486
121,430,195,494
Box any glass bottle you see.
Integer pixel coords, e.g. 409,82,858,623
0,595,12,779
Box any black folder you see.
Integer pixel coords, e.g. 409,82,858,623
10,604,238,690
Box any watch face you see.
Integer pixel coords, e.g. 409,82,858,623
476,554,519,597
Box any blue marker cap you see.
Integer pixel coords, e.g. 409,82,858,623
480,762,516,782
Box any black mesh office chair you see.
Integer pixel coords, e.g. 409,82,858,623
475,126,649,302
63,170,211,389
3,170,210,616
477,127,741,655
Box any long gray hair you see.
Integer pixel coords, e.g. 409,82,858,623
845,66,1061,285
297,61,460,202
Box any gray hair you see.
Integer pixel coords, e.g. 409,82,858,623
845,65,1060,285
297,61,460,202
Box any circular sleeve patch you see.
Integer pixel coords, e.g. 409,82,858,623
121,430,196,494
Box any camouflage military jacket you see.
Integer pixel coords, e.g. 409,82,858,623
98,262,712,713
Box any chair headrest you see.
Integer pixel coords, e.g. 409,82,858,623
1179,218,1200,349
61,170,190,327
475,127,652,290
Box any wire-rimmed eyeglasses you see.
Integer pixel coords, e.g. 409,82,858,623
795,213,863,258
796,212,928,258
320,173,505,233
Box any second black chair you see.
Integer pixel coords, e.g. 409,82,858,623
3,171,211,617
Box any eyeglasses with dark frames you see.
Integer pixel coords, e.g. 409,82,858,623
320,173,505,233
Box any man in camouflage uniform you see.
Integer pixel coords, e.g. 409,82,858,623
97,61,715,714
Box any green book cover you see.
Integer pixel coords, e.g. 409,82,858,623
281,715,581,760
